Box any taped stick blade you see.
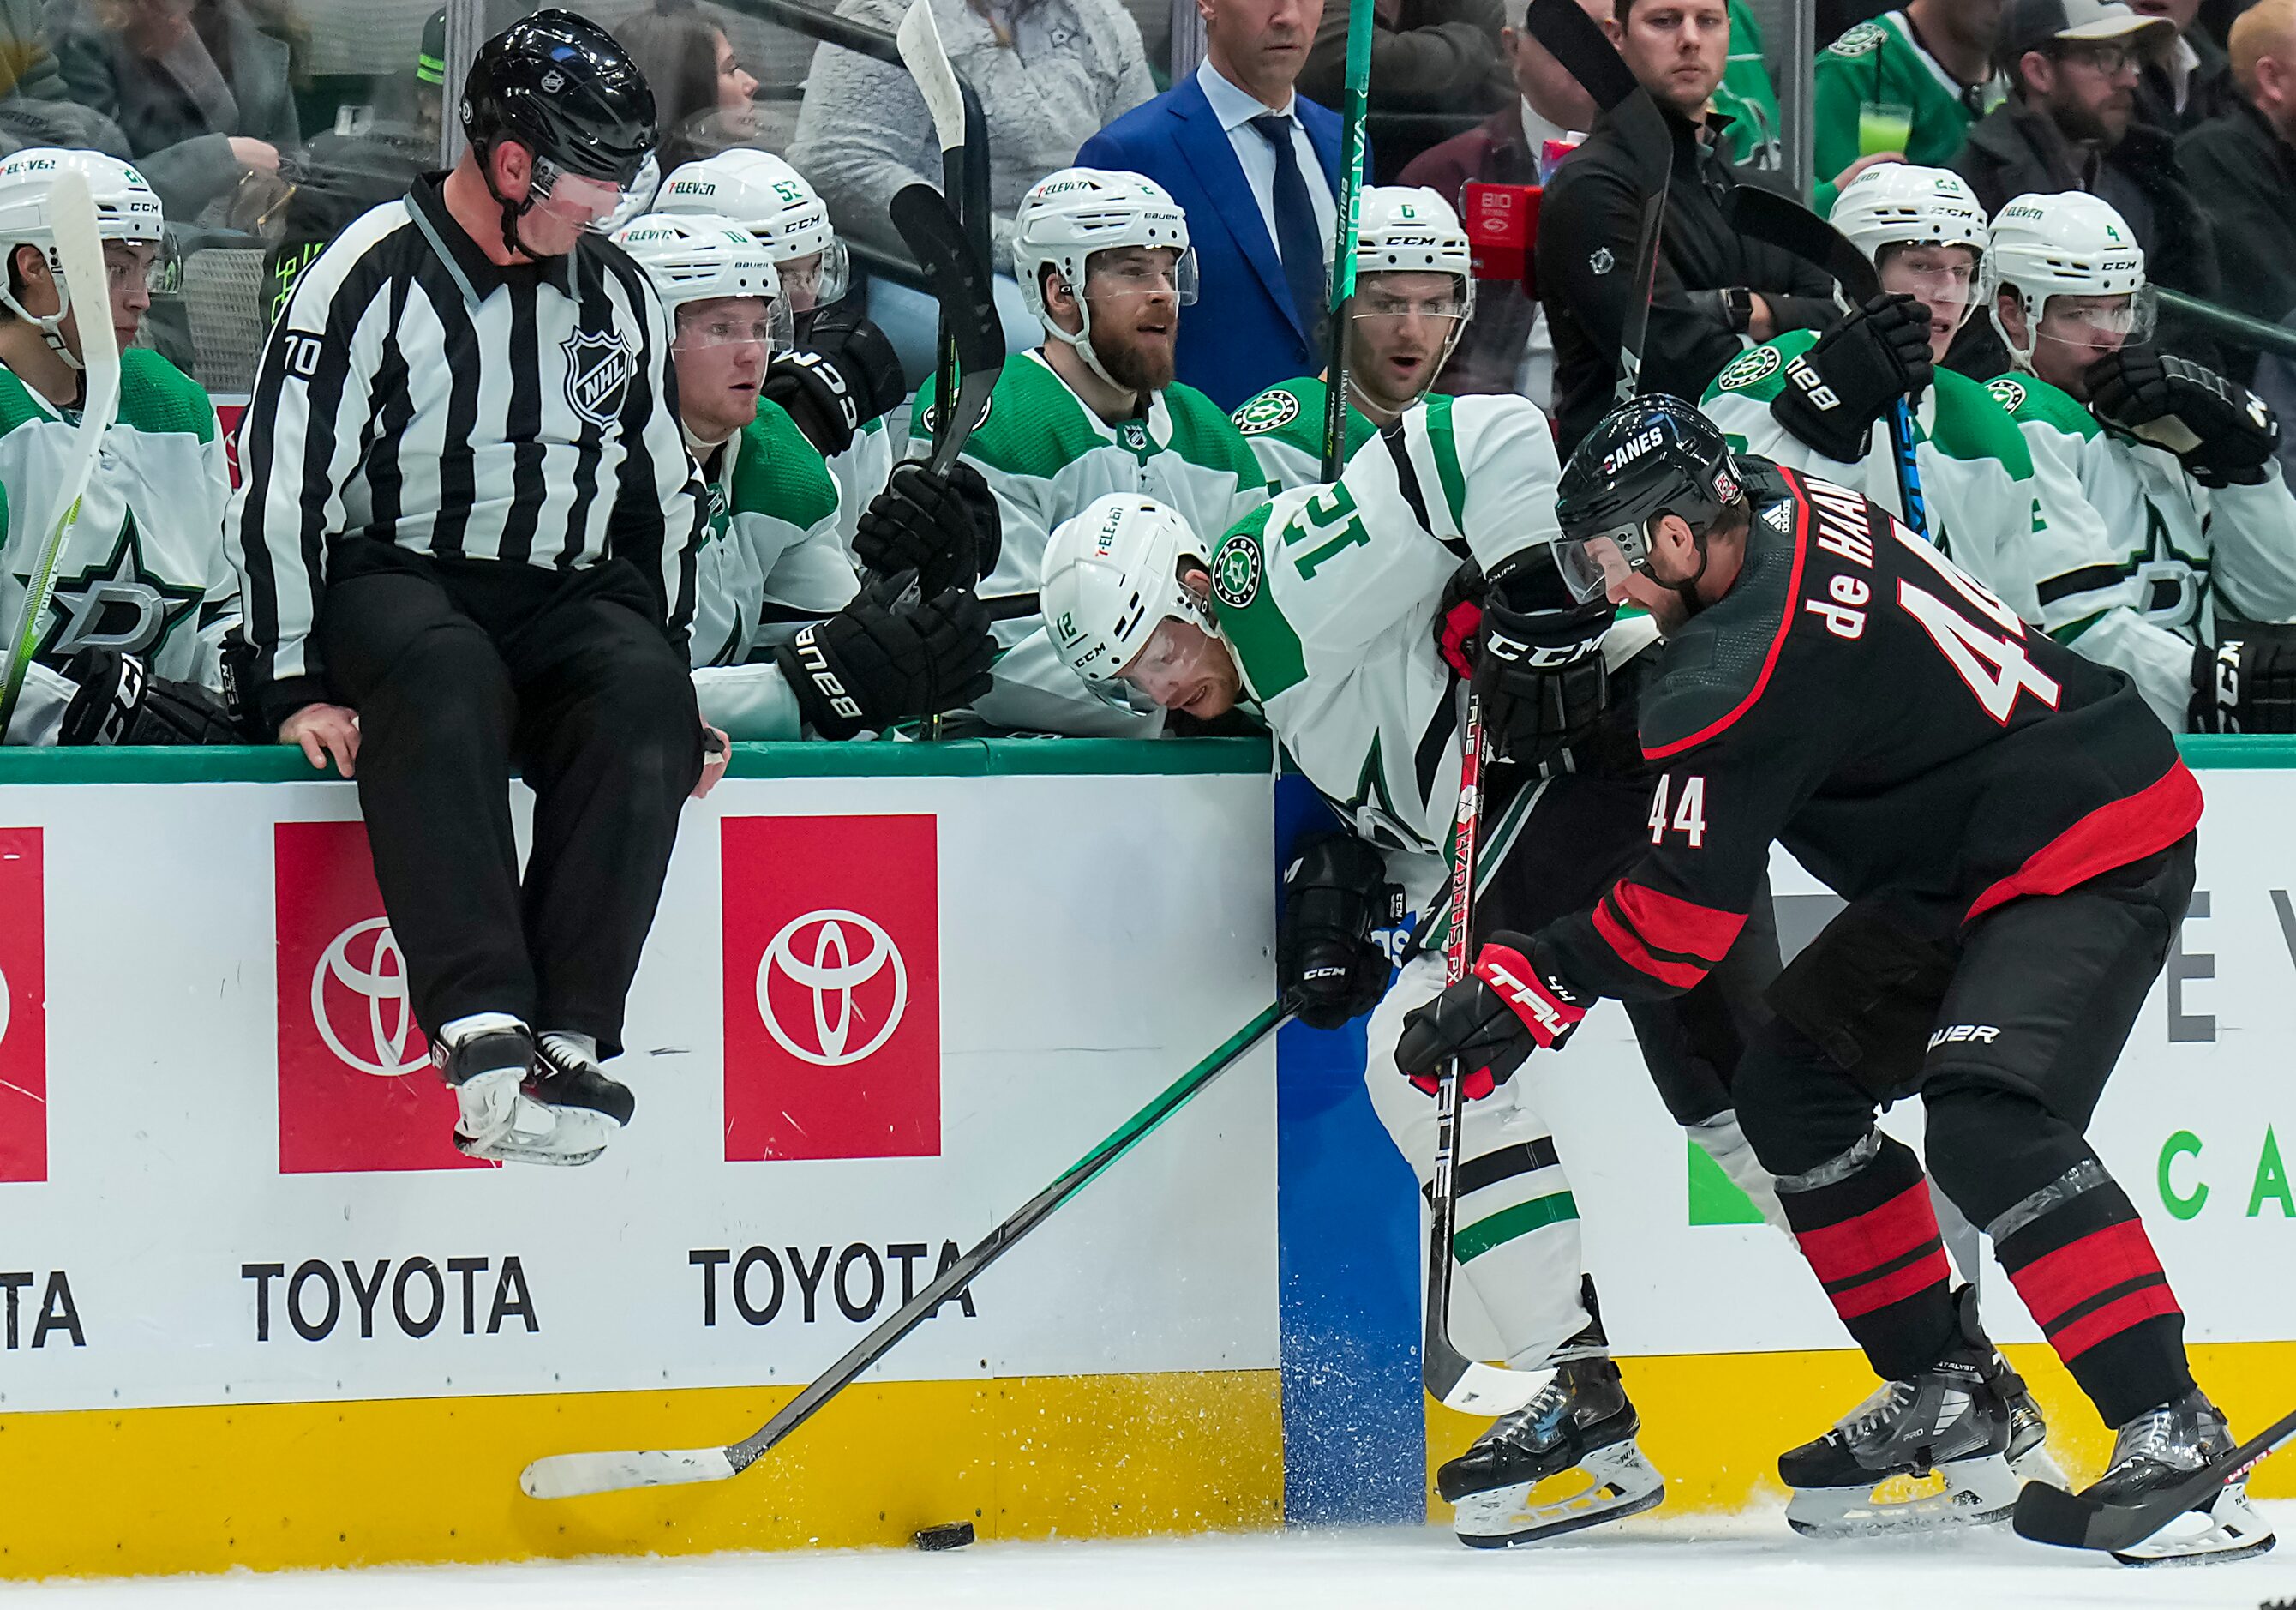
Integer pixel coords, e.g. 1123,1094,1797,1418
896,0,968,157
519,1445,740,1500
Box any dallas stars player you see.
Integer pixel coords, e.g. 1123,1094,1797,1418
914,167,1269,735
1983,192,2296,733
615,213,992,741
0,147,237,746
1231,186,1474,493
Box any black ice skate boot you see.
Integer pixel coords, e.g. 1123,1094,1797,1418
1436,1355,1665,1548
534,1030,636,1128
1781,1288,2021,1537
2077,1390,2275,1566
436,1015,611,1167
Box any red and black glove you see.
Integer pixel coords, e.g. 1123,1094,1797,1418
1433,557,1485,680
1393,935,1590,1099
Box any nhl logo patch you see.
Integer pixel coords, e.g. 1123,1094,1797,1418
1588,247,1616,275
562,327,634,430
1210,531,1262,610
1718,345,1780,391
1828,21,1885,55
1232,391,1299,436
1119,420,1149,452
1987,377,2028,414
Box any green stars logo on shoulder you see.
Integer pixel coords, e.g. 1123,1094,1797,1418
1717,346,1780,391
1211,530,1262,610
1232,391,1299,436
918,394,992,436
1828,21,1885,55
1987,377,2028,414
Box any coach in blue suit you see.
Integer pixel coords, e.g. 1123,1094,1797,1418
1079,0,1347,411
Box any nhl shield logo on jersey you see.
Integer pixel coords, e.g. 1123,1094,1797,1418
562,327,634,430
1718,346,1781,391
1119,420,1150,452
1232,391,1299,436
1211,530,1262,610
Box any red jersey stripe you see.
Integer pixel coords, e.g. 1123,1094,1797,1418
1592,900,1710,989
1611,880,1747,964
1791,1180,1942,1286
1832,1248,1952,1320
2048,1285,2184,1363
2005,1219,2167,1326
1965,763,2203,924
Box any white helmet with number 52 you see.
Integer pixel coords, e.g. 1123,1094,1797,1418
1040,494,1214,698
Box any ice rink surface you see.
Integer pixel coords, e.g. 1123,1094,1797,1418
15,1505,2295,1610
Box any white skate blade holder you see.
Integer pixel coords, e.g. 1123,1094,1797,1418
1453,1439,1666,1548
1786,1451,2022,1539
452,1067,615,1168
2107,1483,2275,1567
2016,1403,2295,1563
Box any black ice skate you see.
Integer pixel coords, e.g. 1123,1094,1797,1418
437,1017,612,1168
533,1032,636,1128
1436,1356,1665,1547
1781,1291,2021,1537
2079,1390,2275,1566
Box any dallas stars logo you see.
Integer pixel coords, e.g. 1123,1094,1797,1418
1718,346,1781,391
35,517,201,664
1232,391,1299,436
1211,531,1262,610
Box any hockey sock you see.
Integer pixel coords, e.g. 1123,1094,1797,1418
1988,1157,2191,1427
1776,1131,1955,1381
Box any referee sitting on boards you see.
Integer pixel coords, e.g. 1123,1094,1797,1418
230,10,716,1168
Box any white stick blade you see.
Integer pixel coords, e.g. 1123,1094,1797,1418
519,1445,739,1500
1440,1361,1556,1416
896,0,966,154
45,168,117,415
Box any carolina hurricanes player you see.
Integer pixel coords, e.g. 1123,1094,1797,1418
1393,393,2271,1565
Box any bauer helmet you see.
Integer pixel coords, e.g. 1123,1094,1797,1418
1349,185,1474,389
658,151,848,308
1040,494,1219,708
1552,394,1745,607
462,9,656,255
614,211,791,350
0,148,165,368
1986,191,2153,365
1012,168,1196,390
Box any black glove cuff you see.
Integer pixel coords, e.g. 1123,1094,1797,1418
774,625,867,741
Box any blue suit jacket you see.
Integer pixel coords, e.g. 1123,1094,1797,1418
1079,75,1345,412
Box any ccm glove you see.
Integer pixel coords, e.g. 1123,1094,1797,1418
2191,639,2296,733
1393,936,1590,1099
1769,292,1933,465
1473,557,1613,764
1279,832,1403,1030
854,460,1003,597
760,349,861,457
58,647,239,746
774,579,995,740
1433,557,1485,679
2087,345,2280,486
801,309,908,424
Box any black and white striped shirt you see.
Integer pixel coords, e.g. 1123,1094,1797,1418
227,175,705,718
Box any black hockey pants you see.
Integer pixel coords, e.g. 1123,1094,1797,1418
316,545,704,1058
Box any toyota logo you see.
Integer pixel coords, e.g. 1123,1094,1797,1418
756,909,907,1067
312,917,428,1077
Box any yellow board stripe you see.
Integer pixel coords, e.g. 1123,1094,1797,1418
0,1369,1283,1580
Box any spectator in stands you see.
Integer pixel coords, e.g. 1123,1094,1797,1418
51,0,300,221
1813,0,2007,205
1298,0,1510,120
2179,0,2296,375
1713,0,1784,168
2131,0,2239,129
793,0,1154,385
0,0,129,155
1535,0,1840,452
1400,0,1601,404
1079,0,1343,409
1952,0,2224,363
614,0,758,175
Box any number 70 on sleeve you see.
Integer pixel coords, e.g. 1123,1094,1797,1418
1648,774,1707,847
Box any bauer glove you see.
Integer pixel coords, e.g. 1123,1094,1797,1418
774,578,996,740
1393,936,1589,1099
1769,292,1933,465
2087,345,2280,487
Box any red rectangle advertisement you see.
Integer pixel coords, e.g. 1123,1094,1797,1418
722,814,939,1162
275,820,486,1174
0,829,45,1182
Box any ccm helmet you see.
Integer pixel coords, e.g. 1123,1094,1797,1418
1553,394,1745,610
1350,185,1475,396
1040,493,1216,707
658,151,848,309
1987,191,2153,365
0,148,165,367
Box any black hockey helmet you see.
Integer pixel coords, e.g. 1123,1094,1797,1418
1552,393,1745,606
461,9,656,187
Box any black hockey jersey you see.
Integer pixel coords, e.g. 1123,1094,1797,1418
1532,462,2202,1003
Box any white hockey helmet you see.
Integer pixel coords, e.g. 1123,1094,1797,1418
1829,165,1987,262
1012,167,1196,389
1349,184,1475,396
1986,191,2154,364
0,147,165,368
656,150,849,308
1040,493,1220,707
613,212,792,351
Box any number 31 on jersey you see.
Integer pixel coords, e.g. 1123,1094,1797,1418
1649,774,1707,847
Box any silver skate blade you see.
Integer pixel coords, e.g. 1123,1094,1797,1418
1453,1440,1666,1549
2110,1484,2279,1568
454,1098,614,1168
1786,1452,2020,1539
2009,1438,2069,1493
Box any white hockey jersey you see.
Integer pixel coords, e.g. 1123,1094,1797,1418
0,349,235,742
1231,375,1378,493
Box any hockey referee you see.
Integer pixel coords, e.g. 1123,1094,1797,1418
228,10,716,1168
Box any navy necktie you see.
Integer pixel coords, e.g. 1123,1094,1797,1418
1250,112,1325,336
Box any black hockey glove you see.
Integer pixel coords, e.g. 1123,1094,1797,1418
58,647,240,746
1394,934,1589,1100
798,308,908,424
1279,832,1403,1030
854,460,1004,598
2086,345,2280,487
2191,639,2296,733
1768,292,1933,465
1472,556,1613,766
774,578,995,740
760,349,861,458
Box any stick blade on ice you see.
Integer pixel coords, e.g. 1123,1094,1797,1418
2011,1404,2296,1553
519,1445,740,1500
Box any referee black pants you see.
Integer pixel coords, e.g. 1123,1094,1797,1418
318,546,704,1058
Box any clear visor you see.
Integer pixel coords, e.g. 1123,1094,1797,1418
1553,526,1646,605
1084,246,1198,308
1109,614,1208,709
1351,284,1471,323
2035,285,2158,347
530,160,627,229
776,237,850,313
103,237,172,294
674,297,795,355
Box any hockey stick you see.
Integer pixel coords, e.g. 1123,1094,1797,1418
1316,0,1373,483
889,183,1003,478
519,1003,1289,1500
0,169,119,736
1420,698,1552,1415
896,0,968,456
1723,186,1930,538
2012,1404,2296,1555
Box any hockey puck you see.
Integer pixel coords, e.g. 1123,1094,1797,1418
913,1521,975,1552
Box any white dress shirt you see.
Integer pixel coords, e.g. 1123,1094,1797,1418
1196,57,1338,270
